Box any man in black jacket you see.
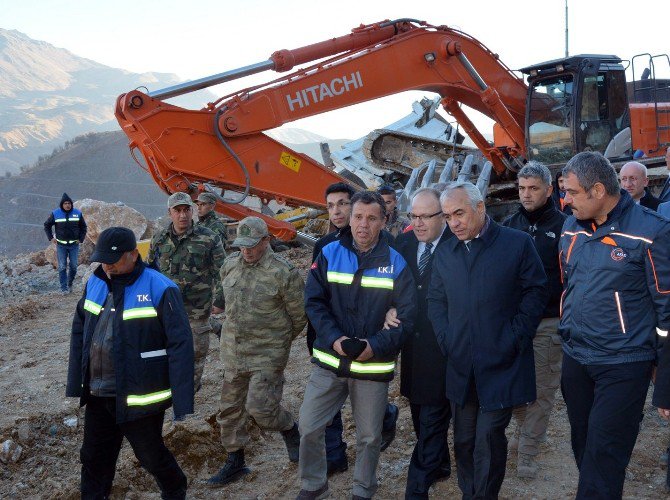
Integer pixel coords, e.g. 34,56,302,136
427,182,547,499
66,227,194,499
44,193,87,293
297,191,416,500
502,162,566,479
392,187,453,498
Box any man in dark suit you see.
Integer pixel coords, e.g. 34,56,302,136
388,188,453,498
427,181,547,499
620,161,660,210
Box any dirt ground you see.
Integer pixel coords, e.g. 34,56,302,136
1,246,670,499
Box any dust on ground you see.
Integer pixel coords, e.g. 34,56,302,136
1,246,669,499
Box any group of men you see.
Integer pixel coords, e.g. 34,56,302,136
63,146,670,500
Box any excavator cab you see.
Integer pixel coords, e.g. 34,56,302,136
522,55,630,165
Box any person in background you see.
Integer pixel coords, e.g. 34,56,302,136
427,182,547,499
552,172,573,216
44,193,87,293
619,161,660,210
196,192,228,244
66,227,194,499
378,184,410,237
147,192,226,392
502,162,566,479
559,151,670,498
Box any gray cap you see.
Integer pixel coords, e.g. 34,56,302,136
196,192,217,204
233,216,268,248
167,192,194,209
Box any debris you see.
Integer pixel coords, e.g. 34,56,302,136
63,417,78,428
0,439,23,463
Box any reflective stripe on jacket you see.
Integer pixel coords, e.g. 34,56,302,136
66,261,194,423
305,231,416,382
44,207,87,244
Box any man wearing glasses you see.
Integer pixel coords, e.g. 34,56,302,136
502,162,566,479
307,183,400,475
387,187,454,498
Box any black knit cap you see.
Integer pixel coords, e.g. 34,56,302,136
91,227,137,264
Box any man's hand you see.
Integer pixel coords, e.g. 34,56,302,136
51,238,56,245
356,340,374,361
211,306,224,314
659,407,670,420
383,307,400,330
333,336,349,356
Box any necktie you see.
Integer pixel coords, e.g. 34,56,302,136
418,242,433,275
464,241,471,252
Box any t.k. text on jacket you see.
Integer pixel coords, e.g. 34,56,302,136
66,260,194,423
559,190,670,365
305,231,417,382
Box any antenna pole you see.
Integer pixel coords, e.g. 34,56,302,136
565,0,569,57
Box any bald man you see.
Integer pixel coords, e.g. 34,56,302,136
619,161,660,211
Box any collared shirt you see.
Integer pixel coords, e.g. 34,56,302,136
417,227,446,266
464,215,491,247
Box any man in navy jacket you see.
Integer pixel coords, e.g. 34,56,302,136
298,191,416,500
559,152,670,499
67,227,194,499
427,182,547,499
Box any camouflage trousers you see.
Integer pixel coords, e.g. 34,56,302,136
189,318,213,391
216,369,294,452
512,317,563,456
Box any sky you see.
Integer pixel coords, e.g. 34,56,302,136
4,0,669,140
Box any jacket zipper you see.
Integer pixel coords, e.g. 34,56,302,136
614,291,626,334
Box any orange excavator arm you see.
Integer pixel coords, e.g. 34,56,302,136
115,19,529,239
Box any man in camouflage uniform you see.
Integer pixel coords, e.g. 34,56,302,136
147,192,226,392
378,184,410,238
207,217,306,488
196,192,228,244
196,192,229,339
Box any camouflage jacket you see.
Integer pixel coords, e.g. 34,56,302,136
385,210,410,238
220,248,306,372
147,223,226,321
197,210,228,243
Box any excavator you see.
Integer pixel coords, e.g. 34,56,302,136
114,18,670,240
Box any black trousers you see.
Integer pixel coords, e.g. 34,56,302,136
451,383,512,500
561,353,652,499
80,396,187,499
405,402,451,499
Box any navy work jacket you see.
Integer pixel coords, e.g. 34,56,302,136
305,231,416,382
66,260,194,423
559,190,670,365
427,219,548,411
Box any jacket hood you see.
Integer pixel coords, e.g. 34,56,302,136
60,193,74,211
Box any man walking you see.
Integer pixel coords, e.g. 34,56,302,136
427,182,547,499
148,192,226,391
297,191,416,500
559,151,670,498
393,187,453,498
502,162,566,479
207,217,306,487
44,193,87,293
66,227,194,499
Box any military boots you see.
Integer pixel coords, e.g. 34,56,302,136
281,422,300,462
206,449,250,487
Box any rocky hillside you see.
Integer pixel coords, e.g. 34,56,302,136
0,28,214,175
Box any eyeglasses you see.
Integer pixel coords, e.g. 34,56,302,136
408,211,443,222
326,200,351,211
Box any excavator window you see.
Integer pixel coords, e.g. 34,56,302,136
528,75,574,164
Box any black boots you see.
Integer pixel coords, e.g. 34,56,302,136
206,449,250,487
281,422,300,462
